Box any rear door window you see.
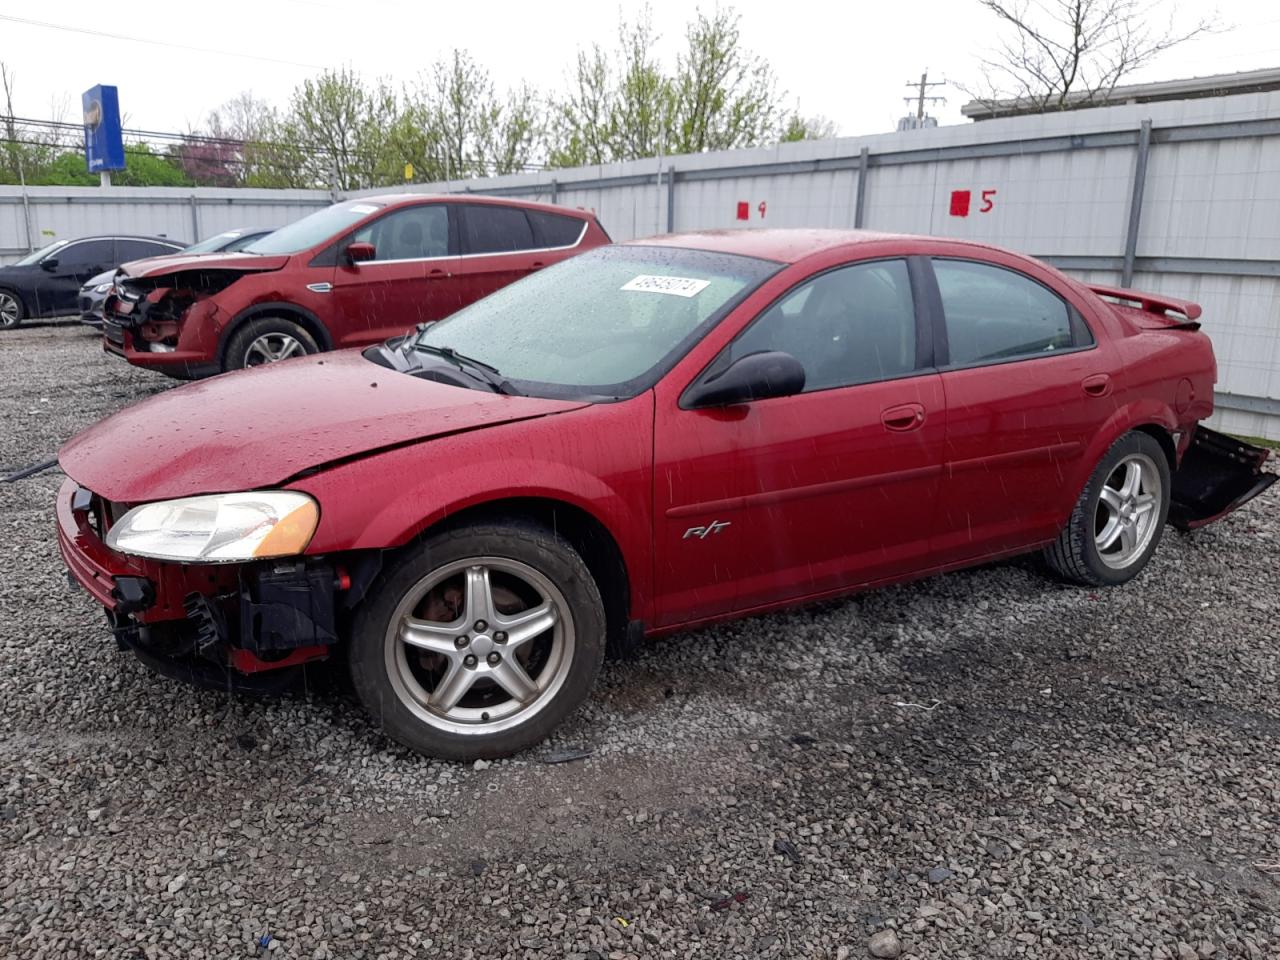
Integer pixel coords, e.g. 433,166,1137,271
527,210,586,248
117,239,179,262
932,259,1092,366
460,204,536,254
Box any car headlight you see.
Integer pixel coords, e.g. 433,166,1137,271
93,282,113,294
105,491,319,562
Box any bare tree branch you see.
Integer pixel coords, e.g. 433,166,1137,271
961,0,1218,115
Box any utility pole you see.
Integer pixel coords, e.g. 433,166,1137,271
905,70,947,122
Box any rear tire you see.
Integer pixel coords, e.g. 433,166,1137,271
349,523,606,760
0,289,25,329
223,316,318,371
1043,431,1171,586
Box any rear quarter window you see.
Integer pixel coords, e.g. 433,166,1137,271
527,210,586,248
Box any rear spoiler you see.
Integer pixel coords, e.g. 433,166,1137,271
1088,283,1202,329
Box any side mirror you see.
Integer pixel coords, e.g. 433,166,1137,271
41,258,59,271
346,242,376,264
684,351,806,408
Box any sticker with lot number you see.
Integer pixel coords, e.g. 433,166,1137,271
620,275,711,297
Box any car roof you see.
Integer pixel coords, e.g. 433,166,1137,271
358,193,596,220
64,235,184,243
629,229,941,264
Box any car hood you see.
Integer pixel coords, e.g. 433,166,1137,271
60,349,590,503
119,251,289,278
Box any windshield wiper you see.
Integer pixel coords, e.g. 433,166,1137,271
411,343,521,396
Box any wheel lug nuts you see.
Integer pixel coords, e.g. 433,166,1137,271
455,636,468,648
474,619,488,632
494,631,507,643
463,654,477,668
487,652,501,665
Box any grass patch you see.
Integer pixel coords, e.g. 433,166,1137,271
1230,433,1280,450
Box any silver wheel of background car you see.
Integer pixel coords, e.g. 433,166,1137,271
1094,452,1162,570
0,291,20,328
384,556,576,737
243,332,304,365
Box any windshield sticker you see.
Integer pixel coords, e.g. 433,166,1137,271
620,275,711,298
349,203,379,214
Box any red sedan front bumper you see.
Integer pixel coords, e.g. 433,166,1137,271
57,478,337,682
56,476,232,623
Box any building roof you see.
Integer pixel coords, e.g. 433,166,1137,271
961,66,1280,121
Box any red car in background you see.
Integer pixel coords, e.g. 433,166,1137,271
102,194,610,377
59,230,1274,760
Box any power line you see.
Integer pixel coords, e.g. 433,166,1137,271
0,14,326,70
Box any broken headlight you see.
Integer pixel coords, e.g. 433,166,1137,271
105,492,319,563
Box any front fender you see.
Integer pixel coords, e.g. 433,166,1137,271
289,397,655,614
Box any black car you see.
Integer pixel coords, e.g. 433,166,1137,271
0,235,185,330
77,228,275,327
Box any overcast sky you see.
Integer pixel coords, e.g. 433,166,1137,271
2,0,1278,140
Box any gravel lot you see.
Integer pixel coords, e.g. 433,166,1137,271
2,319,1278,959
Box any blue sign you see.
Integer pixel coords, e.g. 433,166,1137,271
82,85,125,172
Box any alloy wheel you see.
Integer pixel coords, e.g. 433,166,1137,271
0,292,19,327
1094,452,1162,570
243,333,303,365
383,557,575,736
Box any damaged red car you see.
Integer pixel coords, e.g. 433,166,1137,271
59,231,1275,760
102,194,610,377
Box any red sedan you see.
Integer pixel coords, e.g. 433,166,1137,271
58,230,1274,759
102,194,610,377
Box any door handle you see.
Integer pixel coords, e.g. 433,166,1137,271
881,403,926,432
427,267,446,278
530,261,546,271
1082,374,1112,398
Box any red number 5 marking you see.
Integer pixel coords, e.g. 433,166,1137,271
980,189,997,213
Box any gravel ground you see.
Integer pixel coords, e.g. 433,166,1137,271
2,319,1278,959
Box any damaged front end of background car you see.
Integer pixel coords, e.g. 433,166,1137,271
107,269,239,349
103,254,287,378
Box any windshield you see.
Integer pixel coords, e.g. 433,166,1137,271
243,201,383,255
14,239,70,266
411,245,778,400
183,231,244,255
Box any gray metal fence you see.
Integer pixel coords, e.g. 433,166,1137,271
6,91,1278,438
361,89,1280,439
0,185,331,263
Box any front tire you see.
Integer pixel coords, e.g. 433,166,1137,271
1044,431,1171,586
0,289,25,329
223,316,318,371
349,523,606,760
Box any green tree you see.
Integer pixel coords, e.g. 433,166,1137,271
669,8,781,154
480,83,543,176
611,12,672,161
779,112,839,142
547,45,615,168
288,67,399,190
